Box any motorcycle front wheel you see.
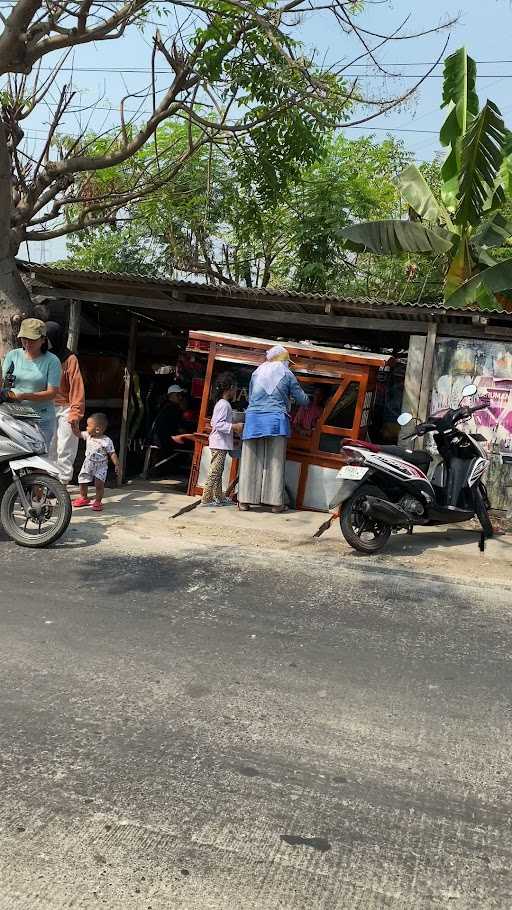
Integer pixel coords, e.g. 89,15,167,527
340,483,392,554
474,483,493,539
0,472,72,548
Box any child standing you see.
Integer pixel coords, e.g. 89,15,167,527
73,413,119,511
201,372,243,507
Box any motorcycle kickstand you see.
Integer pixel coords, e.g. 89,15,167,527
407,524,414,535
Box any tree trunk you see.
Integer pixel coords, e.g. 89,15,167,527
0,260,32,358
0,121,32,358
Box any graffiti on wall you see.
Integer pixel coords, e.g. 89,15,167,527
431,338,512,457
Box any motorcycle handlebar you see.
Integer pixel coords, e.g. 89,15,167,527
414,399,490,435
466,400,490,415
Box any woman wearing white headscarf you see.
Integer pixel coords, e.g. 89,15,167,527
238,345,309,513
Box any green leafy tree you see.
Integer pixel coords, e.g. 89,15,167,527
65,131,438,299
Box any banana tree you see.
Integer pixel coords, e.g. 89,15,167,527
341,48,512,309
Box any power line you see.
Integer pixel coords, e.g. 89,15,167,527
10,65,512,77
21,114,440,134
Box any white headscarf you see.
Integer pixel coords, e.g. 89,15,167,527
252,345,291,395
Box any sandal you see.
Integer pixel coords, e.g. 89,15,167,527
271,505,289,514
91,500,104,512
72,496,91,508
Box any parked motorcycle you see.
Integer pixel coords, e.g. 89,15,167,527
330,384,493,554
0,393,72,547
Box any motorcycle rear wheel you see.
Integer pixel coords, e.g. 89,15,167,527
340,484,392,554
1,472,72,548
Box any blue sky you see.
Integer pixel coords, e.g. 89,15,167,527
17,0,512,260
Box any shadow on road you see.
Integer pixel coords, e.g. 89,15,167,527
75,551,214,596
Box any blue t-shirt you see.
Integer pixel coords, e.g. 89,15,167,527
2,347,62,419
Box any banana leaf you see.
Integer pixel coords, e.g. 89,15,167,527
440,48,479,210
398,165,453,228
473,211,512,249
340,220,453,256
455,101,507,228
444,255,512,309
476,248,498,268
497,129,512,197
444,236,474,298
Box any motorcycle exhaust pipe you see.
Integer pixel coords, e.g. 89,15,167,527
362,496,410,527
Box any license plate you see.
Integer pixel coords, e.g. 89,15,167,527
336,465,369,480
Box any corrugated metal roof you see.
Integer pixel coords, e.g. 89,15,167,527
23,262,512,317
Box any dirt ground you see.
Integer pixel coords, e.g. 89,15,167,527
69,479,512,587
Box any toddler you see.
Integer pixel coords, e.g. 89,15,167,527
73,413,119,512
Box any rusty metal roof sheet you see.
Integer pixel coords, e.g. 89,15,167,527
23,262,512,317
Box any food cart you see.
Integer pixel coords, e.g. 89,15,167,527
186,331,391,511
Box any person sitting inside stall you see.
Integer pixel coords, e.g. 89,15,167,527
151,384,192,458
292,385,326,437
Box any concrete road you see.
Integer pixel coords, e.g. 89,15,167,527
1,532,512,909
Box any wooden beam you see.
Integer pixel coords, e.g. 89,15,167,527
418,323,438,421
400,335,426,442
67,299,81,353
31,285,429,335
31,284,512,340
118,316,138,486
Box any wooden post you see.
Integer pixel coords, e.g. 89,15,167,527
417,322,438,423
118,316,138,486
399,324,438,447
67,300,81,353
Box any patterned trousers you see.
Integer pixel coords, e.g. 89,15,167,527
202,449,227,503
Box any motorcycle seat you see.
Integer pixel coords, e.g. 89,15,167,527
378,445,432,470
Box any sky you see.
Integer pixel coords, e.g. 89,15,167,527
11,0,512,261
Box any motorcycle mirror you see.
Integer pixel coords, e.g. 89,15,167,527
461,383,477,399
397,412,414,426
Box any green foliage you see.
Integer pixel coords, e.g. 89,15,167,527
62,130,424,297
443,257,512,309
440,48,479,209
342,220,452,256
57,226,163,277
398,164,452,228
455,100,506,227
339,47,512,308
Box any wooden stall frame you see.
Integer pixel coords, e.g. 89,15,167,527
118,315,138,486
186,331,389,510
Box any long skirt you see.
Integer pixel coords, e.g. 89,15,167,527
238,436,287,507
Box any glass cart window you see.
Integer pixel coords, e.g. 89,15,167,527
324,381,360,429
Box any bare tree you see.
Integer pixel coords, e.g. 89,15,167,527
0,0,453,350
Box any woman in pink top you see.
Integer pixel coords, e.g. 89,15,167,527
292,386,326,436
201,372,243,507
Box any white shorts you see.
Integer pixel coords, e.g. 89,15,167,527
78,458,108,484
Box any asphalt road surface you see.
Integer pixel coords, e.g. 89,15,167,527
1,537,512,909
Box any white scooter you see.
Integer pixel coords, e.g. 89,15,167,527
0,394,71,547
329,384,493,554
